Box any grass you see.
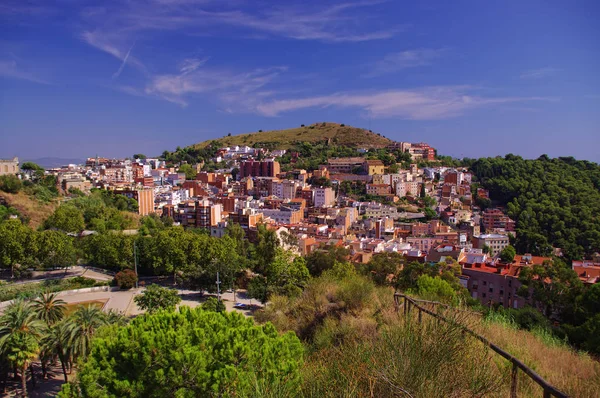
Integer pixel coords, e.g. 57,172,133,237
0,190,59,228
0,277,109,302
64,299,108,316
255,276,600,398
474,311,600,397
192,122,394,150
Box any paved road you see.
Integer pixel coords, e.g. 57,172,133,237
56,286,260,316
1,265,114,285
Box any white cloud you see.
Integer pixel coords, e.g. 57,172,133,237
520,67,561,79
366,48,446,77
251,87,554,119
143,63,286,106
78,1,400,44
0,59,48,84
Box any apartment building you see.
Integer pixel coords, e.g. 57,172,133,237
314,187,335,207
482,209,516,232
472,234,510,256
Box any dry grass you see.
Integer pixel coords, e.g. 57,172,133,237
193,122,393,150
64,299,108,316
259,281,600,398
473,316,600,398
0,191,59,228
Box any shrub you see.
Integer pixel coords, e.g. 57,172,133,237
133,284,181,313
0,175,22,193
202,297,226,312
114,269,137,289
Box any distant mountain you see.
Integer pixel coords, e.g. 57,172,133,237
23,157,85,169
191,122,394,150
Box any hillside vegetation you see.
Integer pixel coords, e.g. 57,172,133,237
192,122,394,150
256,274,600,398
469,155,600,260
0,191,59,228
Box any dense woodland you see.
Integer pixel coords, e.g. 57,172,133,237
468,155,600,260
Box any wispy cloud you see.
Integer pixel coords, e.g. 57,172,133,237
78,1,400,45
366,48,447,77
520,67,561,79
0,59,48,84
142,62,287,107
250,87,555,119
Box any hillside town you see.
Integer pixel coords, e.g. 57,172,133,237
4,138,598,314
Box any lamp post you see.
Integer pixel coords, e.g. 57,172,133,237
133,242,139,289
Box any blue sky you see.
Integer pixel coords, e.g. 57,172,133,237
1,0,599,161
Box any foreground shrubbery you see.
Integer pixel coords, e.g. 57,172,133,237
59,307,303,398
256,273,600,397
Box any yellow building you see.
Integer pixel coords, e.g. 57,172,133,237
363,159,385,175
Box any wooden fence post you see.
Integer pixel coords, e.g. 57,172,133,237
418,308,422,324
510,361,518,398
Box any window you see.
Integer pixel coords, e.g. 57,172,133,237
482,293,487,298
483,281,487,286
499,289,504,296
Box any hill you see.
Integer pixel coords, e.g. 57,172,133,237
0,191,59,228
191,122,394,150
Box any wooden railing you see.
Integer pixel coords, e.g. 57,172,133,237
393,293,568,398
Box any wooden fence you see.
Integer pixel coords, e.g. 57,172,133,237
393,293,568,398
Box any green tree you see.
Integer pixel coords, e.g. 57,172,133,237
247,275,269,304
0,300,46,397
44,205,85,233
36,230,77,270
305,245,350,276
133,284,181,313
366,252,405,286
0,219,36,278
59,307,303,397
499,245,516,263
518,259,583,319
412,274,457,302
133,154,147,159
254,224,279,273
177,163,196,180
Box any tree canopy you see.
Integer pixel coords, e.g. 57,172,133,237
470,155,600,260
59,307,303,398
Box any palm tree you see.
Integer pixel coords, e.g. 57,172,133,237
32,293,66,326
0,300,46,397
32,293,67,379
65,305,107,361
39,321,71,383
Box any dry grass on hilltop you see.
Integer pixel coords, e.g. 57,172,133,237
192,122,394,150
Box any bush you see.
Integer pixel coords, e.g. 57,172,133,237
114,269,137,289
202,297,226,312
0,175,22,193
